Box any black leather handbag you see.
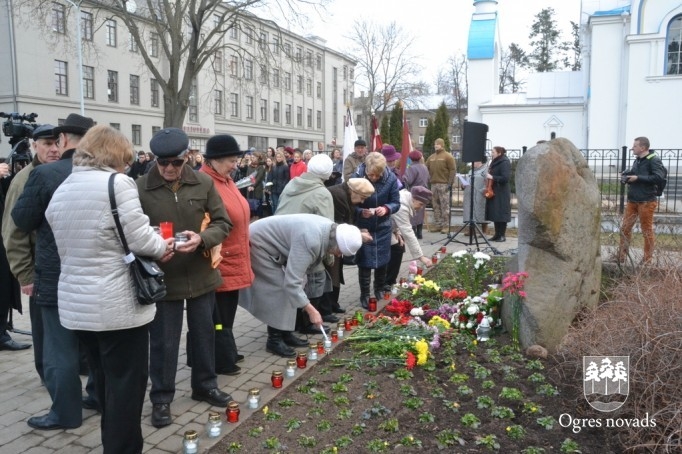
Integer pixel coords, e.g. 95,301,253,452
108,174,166,305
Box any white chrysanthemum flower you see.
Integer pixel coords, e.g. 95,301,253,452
459,323,466,329
466,321,474,329
471,296,483,303
467,304,479,315
453,250,468,258
410,308,424,316
473,252,490,261
401,282,409,288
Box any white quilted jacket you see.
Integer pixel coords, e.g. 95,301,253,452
46,167,166,331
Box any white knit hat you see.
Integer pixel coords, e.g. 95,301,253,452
306,154,333,180
335,224,362,256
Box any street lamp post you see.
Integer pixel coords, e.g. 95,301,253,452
64,0,85,115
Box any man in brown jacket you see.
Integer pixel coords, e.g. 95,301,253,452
425,138,456,233
136,127,232,428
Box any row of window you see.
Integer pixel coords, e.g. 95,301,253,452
100,123,153,146
212,90,322,128
50,3,354,82
54,61,161,106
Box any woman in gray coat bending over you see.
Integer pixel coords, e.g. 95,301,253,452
239,214,362,357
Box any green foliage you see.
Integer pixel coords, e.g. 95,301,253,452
333,396,350,406
367,438,390,452
277,398,296,407
522,448,547,454
264,411,282,421
225,441,243,453
528,7,562,72
379,115,390,148
433,102,451,151
418,411,436,423
397,435,422,447
362,403,391,420
461,413,481,428
351,423,366,435
499,387,524,401
388,103,403,149
537,383,560,397
378,417,399,433
316,419,332,432
506,425,526,440
423,118,436,155
475,434,501,450
482,379,496,389
312,392,329,403
490,406,515,419
457,385,474,396
402,397,425,410
331,383,348,393
400,384,417,396
335,435,354,447
528,372,546,383
284,418,302,432
537,416,556,430
560,438,581,453
449,372,469,384
297,434,316,448
436,428,465,448
248,426,264,437
262,436,281,450
336,408,352,420
476,395,495,409
392,368,413,380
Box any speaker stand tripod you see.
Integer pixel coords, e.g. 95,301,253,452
431,169,501,255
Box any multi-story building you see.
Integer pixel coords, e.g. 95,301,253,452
0,1,356,154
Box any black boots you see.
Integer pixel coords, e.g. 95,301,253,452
281,331,309,347
359,267,372,309
215,329,241,375
373,265,389,300
489,222,507,242
266,326,296,358
412,224,423,239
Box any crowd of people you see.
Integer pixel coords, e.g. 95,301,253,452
0,120,664,453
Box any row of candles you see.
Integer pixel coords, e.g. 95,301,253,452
184,249,448,452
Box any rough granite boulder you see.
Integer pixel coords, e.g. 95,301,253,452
503,138,601,351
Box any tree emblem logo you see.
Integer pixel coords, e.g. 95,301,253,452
583,356,629,412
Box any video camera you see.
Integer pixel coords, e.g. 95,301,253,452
1,112,37,177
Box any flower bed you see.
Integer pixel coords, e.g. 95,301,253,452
209,252,618,453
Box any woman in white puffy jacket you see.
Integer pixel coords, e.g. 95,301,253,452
46,125,173,454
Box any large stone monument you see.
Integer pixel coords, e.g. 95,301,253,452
505,138,601,351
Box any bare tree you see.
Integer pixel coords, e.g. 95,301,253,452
498,43,528,93
349,20,426,121
19,0,328,127
436,53,467,142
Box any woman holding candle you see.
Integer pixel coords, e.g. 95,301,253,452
351,152,401,309
386,186,434,287
200,135,254,375
485,146,512,242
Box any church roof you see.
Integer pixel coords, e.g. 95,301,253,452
593,5,631,17
467,18,496,60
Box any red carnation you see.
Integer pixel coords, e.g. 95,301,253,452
405,351,416,370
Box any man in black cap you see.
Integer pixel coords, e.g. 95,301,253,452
12,113,97,430
1,125,59,362
136,127,233,428
342,139,368,182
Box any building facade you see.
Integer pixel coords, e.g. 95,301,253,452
466,0,682,149
0,1,356,154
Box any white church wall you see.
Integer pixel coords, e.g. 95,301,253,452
586,15,627,149
480,106,584,150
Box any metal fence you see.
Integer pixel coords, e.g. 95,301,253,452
456,147,680,215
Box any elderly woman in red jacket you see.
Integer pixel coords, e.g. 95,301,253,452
200,135,254,374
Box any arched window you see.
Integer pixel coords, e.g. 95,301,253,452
667,15,682,75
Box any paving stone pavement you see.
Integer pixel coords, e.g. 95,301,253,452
0,220,518,453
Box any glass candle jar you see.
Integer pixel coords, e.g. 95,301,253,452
337,322,345,338
368,298,377,312
247,388,261,409
271,371,284,388
323,338,332,349
206,411,222,438
226,401,240,423
383,290,391,300
331,330,338,343
432,254,438,265
317,341,325,355
344,318,352,332
440,246,447,254
296,351,308,368
407,273,415,283
391,285,399,296
183,430,199,453
308,344,318,361
416,265,423,276
286,359,296,378
399,277,406,285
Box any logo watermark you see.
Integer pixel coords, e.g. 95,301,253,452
583,355,629,412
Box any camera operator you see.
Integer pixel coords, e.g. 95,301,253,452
618,136,667,264
2,125,59,363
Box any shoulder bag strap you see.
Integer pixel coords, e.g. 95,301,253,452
108,173,135,262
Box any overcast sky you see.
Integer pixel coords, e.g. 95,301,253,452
304,0,582,88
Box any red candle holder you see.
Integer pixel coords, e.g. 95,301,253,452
316,341,325,355
368,297,377,312
271,370,284,388
331,330,338,342
226,401,240,423
296,352,308,368
344,318,353,331
416,266,423,276
440,246,447,254
399,277,406,285
382,291,390,300
432,254,438,265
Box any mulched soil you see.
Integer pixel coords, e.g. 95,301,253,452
210,331,622,453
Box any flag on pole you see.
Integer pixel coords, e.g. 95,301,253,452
342,107,358,162
370,115,383,152
399,110,413,177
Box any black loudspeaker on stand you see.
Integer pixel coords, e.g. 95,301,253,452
432,121,500,255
